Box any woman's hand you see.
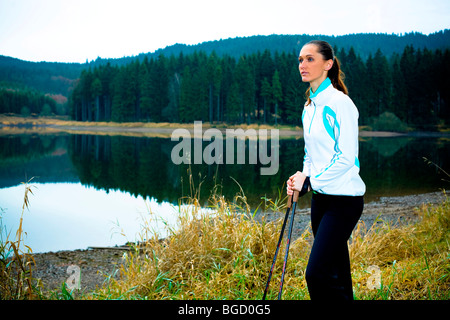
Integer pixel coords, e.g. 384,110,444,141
286,171,307,195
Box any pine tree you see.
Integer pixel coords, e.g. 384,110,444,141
400,45,420,126
179,65,193,122
111,66,136,122
148,55,169,122
391,53,408,122
139,58,152,121
373,49,393,116
272,70,283,125
234,56,255,124
341,47,368,123
260,77,272,124
91,77,102,122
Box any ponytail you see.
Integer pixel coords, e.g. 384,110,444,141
304,40,348,105
328,57,348,95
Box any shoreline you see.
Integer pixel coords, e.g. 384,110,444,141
28,190,447,295
2,115,449,138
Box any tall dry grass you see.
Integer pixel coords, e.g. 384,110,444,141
0,178,40,299
92,182,311,300
92,181,449,300
350,192,449,299
1,175,447,300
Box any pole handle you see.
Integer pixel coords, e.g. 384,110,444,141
292,190,299,203
287,193,292,208
286,190,299,208
287,176,310,207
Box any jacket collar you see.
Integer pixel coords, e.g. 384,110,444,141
310,78,335,106
310,77,332,99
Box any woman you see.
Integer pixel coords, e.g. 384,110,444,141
286,40,366,300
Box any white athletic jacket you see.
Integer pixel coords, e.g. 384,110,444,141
302,78,366,196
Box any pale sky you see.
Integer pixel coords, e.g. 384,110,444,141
0,0,449,63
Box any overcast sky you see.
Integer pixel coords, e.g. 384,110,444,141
0,0,449,63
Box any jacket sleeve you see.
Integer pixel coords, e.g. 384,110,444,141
310,96,360,192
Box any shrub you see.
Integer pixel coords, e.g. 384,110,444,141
370,111,409,132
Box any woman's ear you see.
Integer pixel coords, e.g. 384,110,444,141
325,59,334,71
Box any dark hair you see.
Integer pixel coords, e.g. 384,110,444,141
303,40,348,105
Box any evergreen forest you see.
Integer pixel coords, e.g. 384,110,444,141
70,45,450,129
0,87,59,116
1,32,449,130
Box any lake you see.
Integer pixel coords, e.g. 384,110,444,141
0,131,448,253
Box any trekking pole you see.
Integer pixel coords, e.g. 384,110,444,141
262,192,294,300
262,177,310,300
278,177,310,299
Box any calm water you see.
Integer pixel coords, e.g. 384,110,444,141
0,132,448,253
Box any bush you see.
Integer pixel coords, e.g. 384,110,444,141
20,106,31,117
370,112,409,132
40,103,52,116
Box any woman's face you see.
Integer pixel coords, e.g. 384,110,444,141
298,44,333,90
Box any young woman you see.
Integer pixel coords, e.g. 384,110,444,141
286,40,366,300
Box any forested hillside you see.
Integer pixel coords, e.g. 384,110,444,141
1,31,449,129
71,45,449,129
0,87,60,116
145,31,450,61
0,56,83,96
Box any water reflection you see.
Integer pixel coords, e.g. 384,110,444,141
0,133,448,252
68,134,294,208
359,135,449,199
1,182,179,253
1,133,449,204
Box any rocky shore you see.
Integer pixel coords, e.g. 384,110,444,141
30,190,447,297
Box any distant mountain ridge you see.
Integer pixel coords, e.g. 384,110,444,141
147,30,450,60
0,30,449,97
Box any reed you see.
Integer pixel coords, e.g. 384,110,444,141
0,178,41,299
93,183,449,300
92,179,311,300
350,191,449,300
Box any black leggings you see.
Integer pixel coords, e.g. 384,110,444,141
305,192,364,301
